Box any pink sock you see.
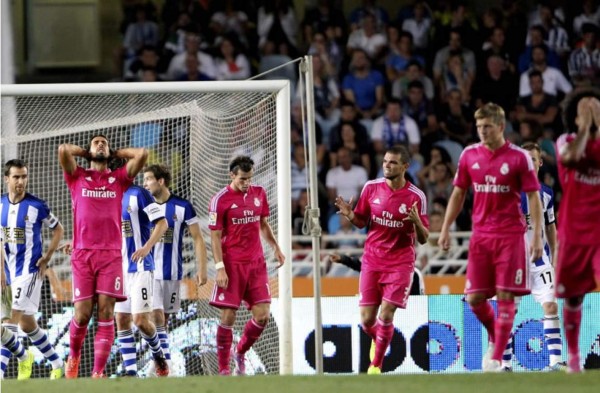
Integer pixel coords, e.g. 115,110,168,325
217,324,233,373
492,300,515,361
371,318,394,367
92,319,115,374
237,319,266,355
361,320,379,341
69,319,88,358
563,303,582,369
470,301,496,343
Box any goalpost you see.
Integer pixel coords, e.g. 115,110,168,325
0,81,293,377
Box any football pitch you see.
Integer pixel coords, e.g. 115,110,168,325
2,372,599,393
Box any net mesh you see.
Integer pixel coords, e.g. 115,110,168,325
1,88,282,378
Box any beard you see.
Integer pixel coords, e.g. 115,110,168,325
90,154,109,163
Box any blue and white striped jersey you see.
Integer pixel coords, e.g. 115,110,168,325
521,184,555,271
1,193,59,284
153,194,199,281
122,185,164,273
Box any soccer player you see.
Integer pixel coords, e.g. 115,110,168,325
115,183,169,377
438,103,544,372
58,135,148,378
142,164,208,373
208,156,285,376
0,159,65,380
501,142,566,371
335,145,429,374
554,89,600,373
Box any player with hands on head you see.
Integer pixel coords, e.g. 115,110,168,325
335,145,429,375
208,155,285,376
554,89,600,373
0,159,65,380
58,134,148,378
438,103,543,372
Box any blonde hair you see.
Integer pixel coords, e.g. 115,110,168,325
474,102,505,125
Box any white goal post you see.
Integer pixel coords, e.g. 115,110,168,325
0,81,293,377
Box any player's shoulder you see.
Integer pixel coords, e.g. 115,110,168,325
364,178,386,189
210,186,231,206
167,193,191,206
249,184,266,195
406,181,426,198
458,143,482,160
23,192,48,206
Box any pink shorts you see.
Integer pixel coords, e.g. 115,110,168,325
466,232,530,297
71,249,126,303
359,264,414,309
556,242,600,298
209,261,271,310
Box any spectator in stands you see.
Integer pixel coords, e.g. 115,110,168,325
432,2,479,54
518,25,561,73
479,26,516,75
432,29,476,99
325,146,369,208
326,213,365,251
401,1,432,57
214,35,251,81
346,13,387,62
437,88,474,146
515,70,560,131
527,3,570,58
209,0,249,49
417,145,455,189
176,54,214,81
385,31,424,82
371,99,420,165
568,23,600,88
140,67,161,82
342,49,385,125
122,5,160,60
572,0,600,39
291,142,309,212
124,45,160,82
439,50,473,104
290,101,327,171
257,0,298,56
402,80,438,140
329,122,372,177
391,60,434,101
120,0,157,35
301,0,347,50
162,11,194,60
307,29,343,81
420,161,454,213
518,44,572,98
166,32,216,81
348,0,389,32
472,54,518,114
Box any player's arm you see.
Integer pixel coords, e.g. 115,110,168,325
0,243,6,289
260,217,285,268
58,143,88,175
335,196,368,228
188,222,208,286
546,222,557,266
114,147,148,178
438,186,467,250
131,218,168,262
211,229,228,288
526,191,544,261
37,221,64,277
404,201,429,245
560,98,593,166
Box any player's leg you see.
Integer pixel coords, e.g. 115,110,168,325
217,308,236,375
0,323,31,380
131,271,167,377
115,310,137,376
91,294,117,378
541,301,566,370
358,270,382,341
14,273,64,378
501,296,521,371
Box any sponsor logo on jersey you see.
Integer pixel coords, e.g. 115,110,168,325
81,188,117,198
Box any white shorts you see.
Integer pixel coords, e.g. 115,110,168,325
530,266,556,305
115,271,154,314
152,279,181,314
11,272,43,315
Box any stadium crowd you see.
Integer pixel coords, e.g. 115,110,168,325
112,0,600,242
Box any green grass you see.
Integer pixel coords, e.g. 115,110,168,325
2,372,600,393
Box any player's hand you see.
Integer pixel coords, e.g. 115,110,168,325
437,229,451,251
589,97,600,129
274,247,285,269
216,268,228,289
329,253,341,263
58,242,73,255
131,246,150,263
196,269,207,286
530,235,543,262
577,97,593,133
334,196,354,218
36,255,50,277
402,202,421,224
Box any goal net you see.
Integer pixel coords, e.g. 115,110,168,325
0,81,292,378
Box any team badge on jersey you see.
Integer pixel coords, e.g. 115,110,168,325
399,204,407,214
254,197,260,207
500,163,510,175
208,212,217,226
108,177,115,184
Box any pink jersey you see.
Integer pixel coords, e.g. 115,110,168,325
353,179,428,272
65,166,132,250
208,185,269,264
454,141,539,235
556,134,600,245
